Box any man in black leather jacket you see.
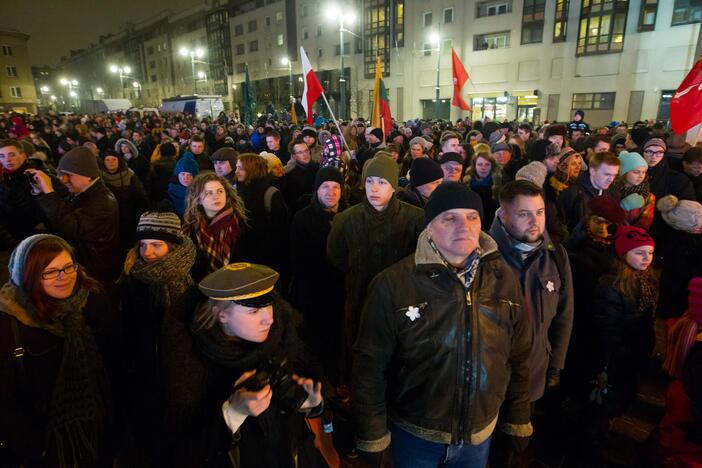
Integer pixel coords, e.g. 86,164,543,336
353,182,532,467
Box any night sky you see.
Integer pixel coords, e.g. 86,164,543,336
5,0,201,66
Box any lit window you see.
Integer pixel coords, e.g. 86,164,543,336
277,34,284,46
576,0,628,56
474,31,510,50
638,0,658,31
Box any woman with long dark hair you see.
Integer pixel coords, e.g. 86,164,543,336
0,235,110,467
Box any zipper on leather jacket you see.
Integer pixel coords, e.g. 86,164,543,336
456,286,469,443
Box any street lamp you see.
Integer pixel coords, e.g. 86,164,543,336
39,86,49,107
96,87,104,95
429,32,442,120
180,46,206,93
60,78,79,109
281,57,293,103
109,65,132,98
328,5,356,120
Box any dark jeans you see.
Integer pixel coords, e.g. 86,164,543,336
390,425,492,468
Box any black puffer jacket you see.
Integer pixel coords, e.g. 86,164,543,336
0,159,67,250
148,154,177,206
353,231,531,451
37,180,121,282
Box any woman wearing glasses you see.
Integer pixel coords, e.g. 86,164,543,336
0,234,111,467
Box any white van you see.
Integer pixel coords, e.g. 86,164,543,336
160,95,224,119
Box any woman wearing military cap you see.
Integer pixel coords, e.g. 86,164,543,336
180,262,327,467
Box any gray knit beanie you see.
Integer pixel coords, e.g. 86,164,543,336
135,211,184,244
8,234,66,286
58,146,100,179
516,161,548,187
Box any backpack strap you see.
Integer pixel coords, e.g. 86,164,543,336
264,185,278,217
9,317,27,390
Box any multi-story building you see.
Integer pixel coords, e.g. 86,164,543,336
36,0,701,125
0,30,38,113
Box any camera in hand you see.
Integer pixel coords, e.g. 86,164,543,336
25,172,39,186
242,351,309,412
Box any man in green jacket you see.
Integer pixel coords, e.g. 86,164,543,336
327,154,424,382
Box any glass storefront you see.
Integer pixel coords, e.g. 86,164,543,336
470,96,508,121
516,95,538,122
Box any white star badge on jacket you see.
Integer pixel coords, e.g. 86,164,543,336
406,306,421,321
546,281,555,292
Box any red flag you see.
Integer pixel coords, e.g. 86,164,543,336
451,49,471,111
300,46,324,124
671,59,702,144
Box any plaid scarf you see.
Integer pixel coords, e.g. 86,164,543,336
192,206,240,273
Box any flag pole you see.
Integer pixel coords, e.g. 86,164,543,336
319,91,352,154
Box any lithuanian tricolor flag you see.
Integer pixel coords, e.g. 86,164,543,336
371,56,392,137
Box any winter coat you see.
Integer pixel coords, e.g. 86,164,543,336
327,196,424,351
236,177,290,279
593,273,656,415
281,162,319,213
0,292,115,467
289,195,346,378
353,230,532,451
396,185,428,208
0,159,67,251
648,159,696,201
657,230,702,319
36,180,121,282
172,299,323,467
558,171,620,233
148,154,177,206
102,165,149,250
115,138,150,187
464,171,501,228
563,222,618,387
489,218,574,402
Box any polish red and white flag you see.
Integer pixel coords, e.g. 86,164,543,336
671,59,702,145
300,46,324,124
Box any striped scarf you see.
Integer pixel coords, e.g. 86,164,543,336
193,206,240,272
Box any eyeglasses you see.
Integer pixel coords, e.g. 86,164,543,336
41,263,79,280
644,150,664,157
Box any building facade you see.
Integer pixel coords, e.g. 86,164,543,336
40,0,701,124
0,30,38,113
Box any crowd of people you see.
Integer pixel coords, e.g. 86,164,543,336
0,108,701,468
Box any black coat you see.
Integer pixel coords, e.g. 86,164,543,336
593,273,656,415
173,300,322,468
237,178,290,279
558,171,620,233
0,292,115,467
289,195,346,378
37,180,122,282
0,159,67,251
489,218,574,401
148,155,177,206
648,159,695,201
353,231,531,449
396,185,428,208
656,230,702,319
102,168,150,250
282,162,319,213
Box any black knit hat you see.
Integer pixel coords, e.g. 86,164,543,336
314,166,344,191
135,211,184,244
424,182,484,226
369,128,384,140
438,152,463,165
210,147,238,162
160,142,176,157
410,158,443,188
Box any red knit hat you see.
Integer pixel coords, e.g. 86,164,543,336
688,278,702,325
588,196,626,224
614,226,655,256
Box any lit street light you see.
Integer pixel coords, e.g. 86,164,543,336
328,5,356,120
60,78,79,109
429,31,442,120
281,57,293,103
109,65,132,98
180,47,206,93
